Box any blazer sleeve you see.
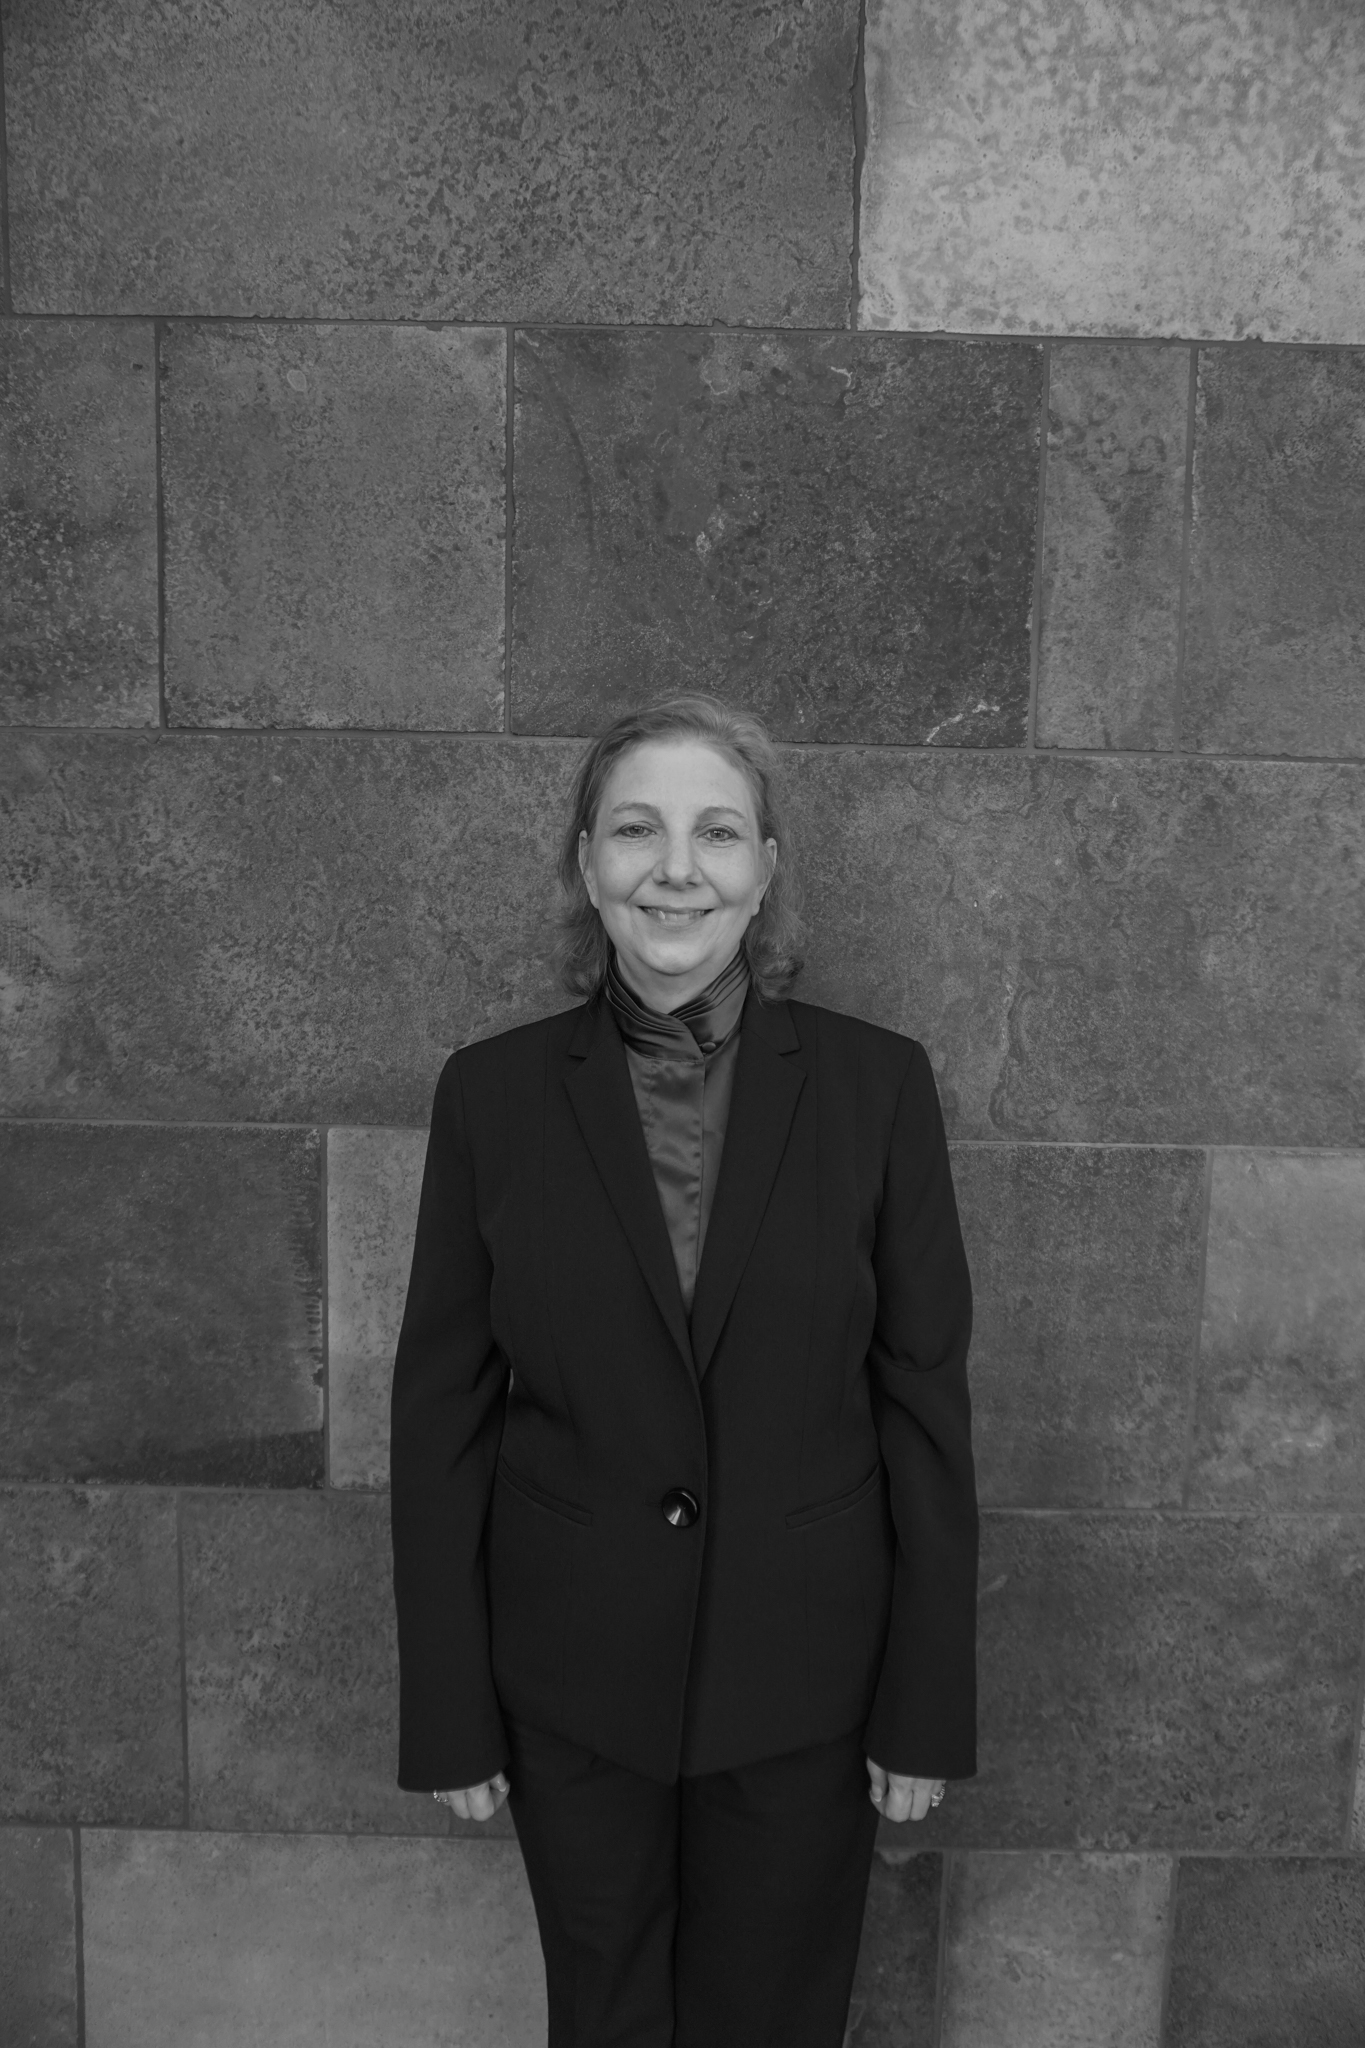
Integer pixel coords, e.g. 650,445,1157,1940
390,1051,510,1791
862,1039,979,1781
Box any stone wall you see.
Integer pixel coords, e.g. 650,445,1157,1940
2,3,1363,2042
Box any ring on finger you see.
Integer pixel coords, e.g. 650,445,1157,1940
930,1785,945,1807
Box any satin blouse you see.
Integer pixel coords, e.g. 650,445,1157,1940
604,947,750,1316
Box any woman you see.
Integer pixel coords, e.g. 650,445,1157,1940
391,694,977,2048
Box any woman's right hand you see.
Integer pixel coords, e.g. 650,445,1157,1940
433,1772,510,1821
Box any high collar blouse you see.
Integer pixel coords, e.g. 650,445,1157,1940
605,947,750,1318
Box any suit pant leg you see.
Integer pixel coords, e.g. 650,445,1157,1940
674,1730,880,2048
506,1718,680,2048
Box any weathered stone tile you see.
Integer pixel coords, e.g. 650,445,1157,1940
900,1514,1365,1851
0,1123,322,1485
0,733,571,1126
0,1489,182,1825
0,321,158,726
0,1829,77,2048
162,325,505,731
847,1851,940,2046
940,1852,1171,2048
953,1146,1204,1508
1165,1857,1365,2048
1190,1153,1365,1510
183,1491,440,1834
327,1127,426,1489
82,1829,545,2046
6,0,857,324
5,741,1363,1143
512,330,1040,744
1038,346,1189,751
861,0,1365,343
787,751,1365,1146
1184,349,1365,757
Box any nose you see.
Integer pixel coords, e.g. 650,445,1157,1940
654,827,701,887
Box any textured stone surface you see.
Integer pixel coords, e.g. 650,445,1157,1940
786,751,1365,1146
900,1514,1365,1851
0,733,569,1126
0,1830,77,2048
183,1491,441,1834
953,1145,1205,1507
940,1852,1171,2048
512,329,1040,743
0,1123,322,1485
162,324,505,730
5,740,1362,1142
861,0,1365,342
81,1830,545,2046
0,1488,182,1825
1166,1858,1365,2047
328,1126,426,1488
1184,349,1365,757
846,1850,941,2046
0,320,158,726
6,0,857,324
1190,1152,1365,1509
1037,345,1190,751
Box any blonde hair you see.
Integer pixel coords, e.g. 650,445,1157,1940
556,694,804,1001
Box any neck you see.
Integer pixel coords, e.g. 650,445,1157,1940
611,945,745,1016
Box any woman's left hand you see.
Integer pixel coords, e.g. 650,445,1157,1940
865,1758,944,1822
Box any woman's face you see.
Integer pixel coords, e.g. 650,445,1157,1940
579,737,777,1012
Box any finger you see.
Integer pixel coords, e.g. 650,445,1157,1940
466,1782,496,1821
865,1758,888,1808
448,1791,472,1820
490,1777,510,1812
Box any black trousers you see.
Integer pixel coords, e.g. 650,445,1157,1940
506,1718,880,2048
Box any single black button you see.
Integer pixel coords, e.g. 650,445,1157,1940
661,1488,700,1529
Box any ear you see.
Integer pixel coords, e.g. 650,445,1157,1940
578,828,600,908
756,838,778,903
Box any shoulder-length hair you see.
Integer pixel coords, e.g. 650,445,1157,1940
556,694,804,1002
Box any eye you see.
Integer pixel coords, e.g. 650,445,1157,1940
614,822,653,839
701,826,739,843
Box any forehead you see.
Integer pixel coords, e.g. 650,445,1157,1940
599,737,758,815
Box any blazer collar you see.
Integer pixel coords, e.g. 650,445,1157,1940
564,988,805,1379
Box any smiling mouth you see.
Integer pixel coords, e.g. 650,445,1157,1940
638,906,712,924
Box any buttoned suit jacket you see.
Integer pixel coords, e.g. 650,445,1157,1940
390,987,978,1792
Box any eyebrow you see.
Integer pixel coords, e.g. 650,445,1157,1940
608,801,749,820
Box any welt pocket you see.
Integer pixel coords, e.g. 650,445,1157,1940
496,1460,593,1528
785,1467,882,1530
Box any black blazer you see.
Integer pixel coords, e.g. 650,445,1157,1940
391,988,977,1791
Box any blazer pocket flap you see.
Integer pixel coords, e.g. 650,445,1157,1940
785,1467,882,1529
496,1459,593,1527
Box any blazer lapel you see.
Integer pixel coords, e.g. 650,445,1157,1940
690,993,805,1380
563,1000,695,1371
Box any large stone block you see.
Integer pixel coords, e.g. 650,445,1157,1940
1037,345,1190,751
0,1488,182,1825
0,733,570,1125
1189,1151,1365,1510
786,750,1365,1146
0,1123,322,1485
5,0,857,325
1184,349,1365,757
1165,1857,1365,2047
0,320,158,726
5,740,1362,1143
940,1852,1171,2048
901,1513,1365,1851
511,330,1040,744
953,1146,1205,1508
860,0,1365,343
162,324,505,730
182,1490,440,1834
846,1850,941,2046
0,1829,77,2048
81,1829,545,2046
327,1127,427,1488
